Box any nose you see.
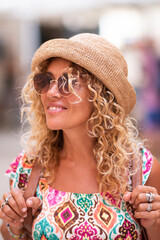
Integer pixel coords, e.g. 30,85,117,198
47,80,61,98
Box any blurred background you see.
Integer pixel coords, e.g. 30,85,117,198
0,0,160,235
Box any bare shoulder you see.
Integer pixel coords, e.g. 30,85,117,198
145,155,160,194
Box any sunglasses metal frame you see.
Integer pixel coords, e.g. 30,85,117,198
33,73,79,97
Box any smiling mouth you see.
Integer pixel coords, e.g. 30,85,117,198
47,106,68,112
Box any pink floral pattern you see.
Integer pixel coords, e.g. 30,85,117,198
47,188,67,207
142,148,153,185
143,149,153,175
5,153,21,174
74,221,100,239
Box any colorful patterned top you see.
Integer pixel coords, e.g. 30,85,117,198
5,148,153,240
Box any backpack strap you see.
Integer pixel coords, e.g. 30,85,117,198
23,159,42,239
132,154,148,240
132,156,142,190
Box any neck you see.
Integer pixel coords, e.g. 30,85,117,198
59,125,96,165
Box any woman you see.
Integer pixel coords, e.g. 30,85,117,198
0,33,160,240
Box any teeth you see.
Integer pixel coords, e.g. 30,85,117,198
49,107,63,110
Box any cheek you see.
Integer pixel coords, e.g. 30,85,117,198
73,99,92,121
68,90,93,120
40,95,48,115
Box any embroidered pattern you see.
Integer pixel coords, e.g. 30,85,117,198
5,147,153,239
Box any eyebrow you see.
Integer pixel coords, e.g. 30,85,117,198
46,71,69,79
46,71,55,78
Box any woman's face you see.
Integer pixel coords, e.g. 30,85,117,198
40,58,92,131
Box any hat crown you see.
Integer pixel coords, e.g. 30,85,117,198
70,33,128,77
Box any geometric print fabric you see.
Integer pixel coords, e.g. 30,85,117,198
5,148,153,239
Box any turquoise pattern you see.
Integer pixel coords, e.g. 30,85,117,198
73,193,94,213
33,218,59,240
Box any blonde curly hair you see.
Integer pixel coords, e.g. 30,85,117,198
21,58,143,202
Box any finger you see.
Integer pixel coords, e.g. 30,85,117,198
26,197,42,210
134,209,160,219
140,218,157,228
10,188,27,214
0,210,25,232
123,192,131,202
0,209,16,224
4,196,27,219
1,203,25,223
0,203,22,224
133,193,160,208
129,185,157,204
157,218,160,224
136,201,160,212
2,190,27,219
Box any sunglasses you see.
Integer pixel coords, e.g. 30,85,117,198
33,72,79,96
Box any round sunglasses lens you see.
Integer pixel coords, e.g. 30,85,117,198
58,75,70,96
33,74,50,94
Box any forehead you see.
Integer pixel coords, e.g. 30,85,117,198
47,58,71,73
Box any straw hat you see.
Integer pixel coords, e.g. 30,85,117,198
31,33,136,115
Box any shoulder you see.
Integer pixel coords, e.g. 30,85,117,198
145,154,160,194
6,150,35,174
5,150,35,190
5,151,43,200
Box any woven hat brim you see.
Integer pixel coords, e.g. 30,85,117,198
31,38,136,115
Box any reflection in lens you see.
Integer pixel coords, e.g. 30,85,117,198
58,73,78,96
58,75,70,96
34,74,50,94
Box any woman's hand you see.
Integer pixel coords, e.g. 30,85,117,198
0,188,42,232
0,188,27,230
123,185,160,229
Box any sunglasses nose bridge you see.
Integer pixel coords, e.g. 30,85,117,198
47,79,61,96
49,79,56,88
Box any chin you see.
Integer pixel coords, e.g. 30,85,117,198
47,124,62,131
46,120,63,130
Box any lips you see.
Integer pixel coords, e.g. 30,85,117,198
46,102,68,113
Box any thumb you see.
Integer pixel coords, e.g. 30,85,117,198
26,197,42,210
123,191,132,202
